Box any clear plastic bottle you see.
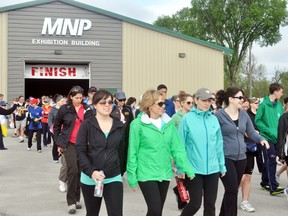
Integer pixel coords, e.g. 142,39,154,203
94,170,104,197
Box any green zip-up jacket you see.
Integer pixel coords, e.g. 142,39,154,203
171,110,184,129
127,113,195,188
255,96,283,143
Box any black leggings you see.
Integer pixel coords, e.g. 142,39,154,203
81,182,123,216
138,181,170,216
219,158,247,216
181,173,219,216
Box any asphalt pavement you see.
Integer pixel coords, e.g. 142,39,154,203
0,129,287,216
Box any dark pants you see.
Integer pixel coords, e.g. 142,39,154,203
0,126,5,148
27,129,42,151
81,182,123,216
261,143,278,191
64,142,81,206
256,143,264,173
138,181,170,216
219,158,247,216
51,134,59,161
41,122,51,146
181,173,219,216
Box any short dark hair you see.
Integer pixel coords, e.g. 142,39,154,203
157,84,167,91
126,97,136,106
283,97,288,105
269,83,283,94
92,90,113,105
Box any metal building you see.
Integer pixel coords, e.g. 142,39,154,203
0,0,233,100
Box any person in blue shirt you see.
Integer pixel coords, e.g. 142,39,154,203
157,84,175,117
27,98,44,152
179,88,226,216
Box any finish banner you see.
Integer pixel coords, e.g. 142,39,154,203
25,64,89,79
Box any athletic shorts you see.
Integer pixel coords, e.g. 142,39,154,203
244,150,257,175
15,118,26,129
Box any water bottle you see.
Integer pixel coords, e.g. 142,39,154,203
94,170,104,197
176,177,190,202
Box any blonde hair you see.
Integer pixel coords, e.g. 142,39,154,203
139,89,163,114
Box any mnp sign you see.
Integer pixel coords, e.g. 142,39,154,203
41,18,92,36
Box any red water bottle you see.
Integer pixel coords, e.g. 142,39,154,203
176,177,190,202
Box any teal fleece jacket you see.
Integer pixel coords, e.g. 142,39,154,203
127,112,195,188
179,107,226,175
255,96,283,143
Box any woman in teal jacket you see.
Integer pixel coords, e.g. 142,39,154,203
179,88,226,216
127,89,194,216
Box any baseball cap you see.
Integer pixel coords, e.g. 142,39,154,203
30,98,39,105
195,88,214,100
88,86,97,93
115,91,126,100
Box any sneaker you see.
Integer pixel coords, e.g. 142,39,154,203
68,204,76,214
19,139,24,143
240,201,255,212
270,187,284,196
284,188,288,201
27,148,31,151
173,186,187,210
37,150,42,153
76,201,82,209
261,185,270,191
59,181,67,193
53,160,59,163
0,147,8,150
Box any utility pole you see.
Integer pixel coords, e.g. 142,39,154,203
248,43,252,98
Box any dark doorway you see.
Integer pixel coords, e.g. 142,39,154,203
25,79,89,98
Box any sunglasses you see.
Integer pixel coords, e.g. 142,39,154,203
156,101,165,107
186,101,193,105
232,96,244,100
71,87,84,93
98,100,113,105
117,99,126,102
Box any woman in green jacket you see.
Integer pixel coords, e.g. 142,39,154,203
127,89,194,216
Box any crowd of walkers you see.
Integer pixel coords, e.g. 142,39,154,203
0,82,288,216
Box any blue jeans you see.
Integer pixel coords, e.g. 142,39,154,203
261,143,278,191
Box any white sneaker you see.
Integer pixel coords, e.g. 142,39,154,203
240,201,255,212
59,181,67,192
37,150,42,153
27,148,31,151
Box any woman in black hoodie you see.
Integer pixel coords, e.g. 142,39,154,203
76,90,125,216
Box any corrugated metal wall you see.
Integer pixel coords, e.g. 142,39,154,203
7,2,122,100
122,22,224,99
0,12,8,98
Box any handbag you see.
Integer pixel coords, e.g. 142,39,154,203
1,124,8,137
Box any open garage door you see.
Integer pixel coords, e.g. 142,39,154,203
24,63,90,98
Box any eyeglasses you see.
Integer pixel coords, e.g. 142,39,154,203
232,96,244,100
186,101,193,105
117,99,126,102
156,101,165,107
98,100,113,105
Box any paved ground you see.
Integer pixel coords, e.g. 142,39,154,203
0,129,288,216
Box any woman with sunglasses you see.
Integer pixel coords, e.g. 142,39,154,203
171,91,193,130
76,90,125,216
54,86,93,214
215,87,269,216
171,91,193,209
179,88,226,216
127,89,195,216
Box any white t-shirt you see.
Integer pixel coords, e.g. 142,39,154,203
150,117,162,130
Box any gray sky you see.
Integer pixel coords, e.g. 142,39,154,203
1,0,287,79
